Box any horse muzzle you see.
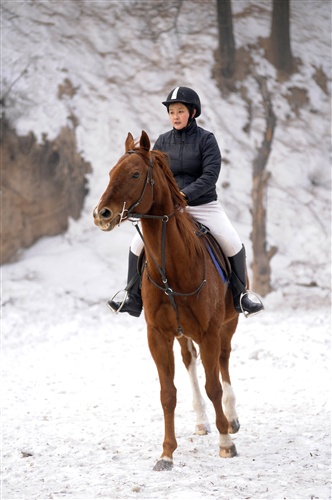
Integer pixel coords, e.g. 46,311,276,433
93,206,118,231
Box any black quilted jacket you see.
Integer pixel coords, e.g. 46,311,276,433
153,120,222,207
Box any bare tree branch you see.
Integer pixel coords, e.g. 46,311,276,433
251,74,277,296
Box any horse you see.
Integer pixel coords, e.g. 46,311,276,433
93,130,240,471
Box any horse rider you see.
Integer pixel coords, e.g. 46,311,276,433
108,86,264,318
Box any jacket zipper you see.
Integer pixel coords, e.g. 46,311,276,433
180,130,186,177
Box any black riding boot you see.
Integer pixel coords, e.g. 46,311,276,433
107,250,143,317
228,245,264,317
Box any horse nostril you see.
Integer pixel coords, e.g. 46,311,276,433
100,208,112,219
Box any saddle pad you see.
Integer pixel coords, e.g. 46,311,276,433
194,222,231,283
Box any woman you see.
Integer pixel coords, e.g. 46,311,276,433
108,86,264,317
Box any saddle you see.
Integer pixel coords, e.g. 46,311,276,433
194,221,231,283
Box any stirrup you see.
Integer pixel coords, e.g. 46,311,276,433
239,291,264,319
107,289,128,313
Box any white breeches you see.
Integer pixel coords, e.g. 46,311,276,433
130,201,243,257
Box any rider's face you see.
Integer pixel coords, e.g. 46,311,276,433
168,103,192,130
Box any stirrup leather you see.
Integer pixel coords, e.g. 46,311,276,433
107,289,129,314
239,291,264,319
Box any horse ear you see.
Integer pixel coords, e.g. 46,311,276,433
140,130,150,152
125,132,134,152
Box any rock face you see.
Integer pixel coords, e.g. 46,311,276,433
1,119,92,263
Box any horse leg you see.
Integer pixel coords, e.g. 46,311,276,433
219,319,240,434
177,337,210,435
147,326,177,471
200,331,237,458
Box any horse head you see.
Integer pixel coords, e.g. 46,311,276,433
93,131,154,231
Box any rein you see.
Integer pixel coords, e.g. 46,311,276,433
124,150,207,337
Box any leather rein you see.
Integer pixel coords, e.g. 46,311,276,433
123,150,207,336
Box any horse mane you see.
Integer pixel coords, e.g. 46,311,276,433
131,138,202,258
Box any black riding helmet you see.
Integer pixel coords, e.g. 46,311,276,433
162,86,201,118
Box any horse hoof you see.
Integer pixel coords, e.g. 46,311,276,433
153,459,173,471
194,423,210,435
219,444,237,458
228,419,240,434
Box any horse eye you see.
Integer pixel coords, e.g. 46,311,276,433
132,172,140,179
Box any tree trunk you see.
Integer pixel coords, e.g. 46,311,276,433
216,0,235,78
270,0,293,74
251,75,278,296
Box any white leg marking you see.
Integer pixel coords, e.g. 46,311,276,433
219,433,233,448
187,340,211,433
222,381,238,423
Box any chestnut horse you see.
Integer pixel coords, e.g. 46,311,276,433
93,131,240,471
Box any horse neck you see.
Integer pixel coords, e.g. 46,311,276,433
141,208,195,268
140,193,175,253
140,164,197,266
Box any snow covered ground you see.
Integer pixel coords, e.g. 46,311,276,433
1,1,331,499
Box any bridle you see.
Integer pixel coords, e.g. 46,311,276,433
116,150,155,226
120,149,207,337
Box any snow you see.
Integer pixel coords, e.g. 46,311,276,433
1,1,331,499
